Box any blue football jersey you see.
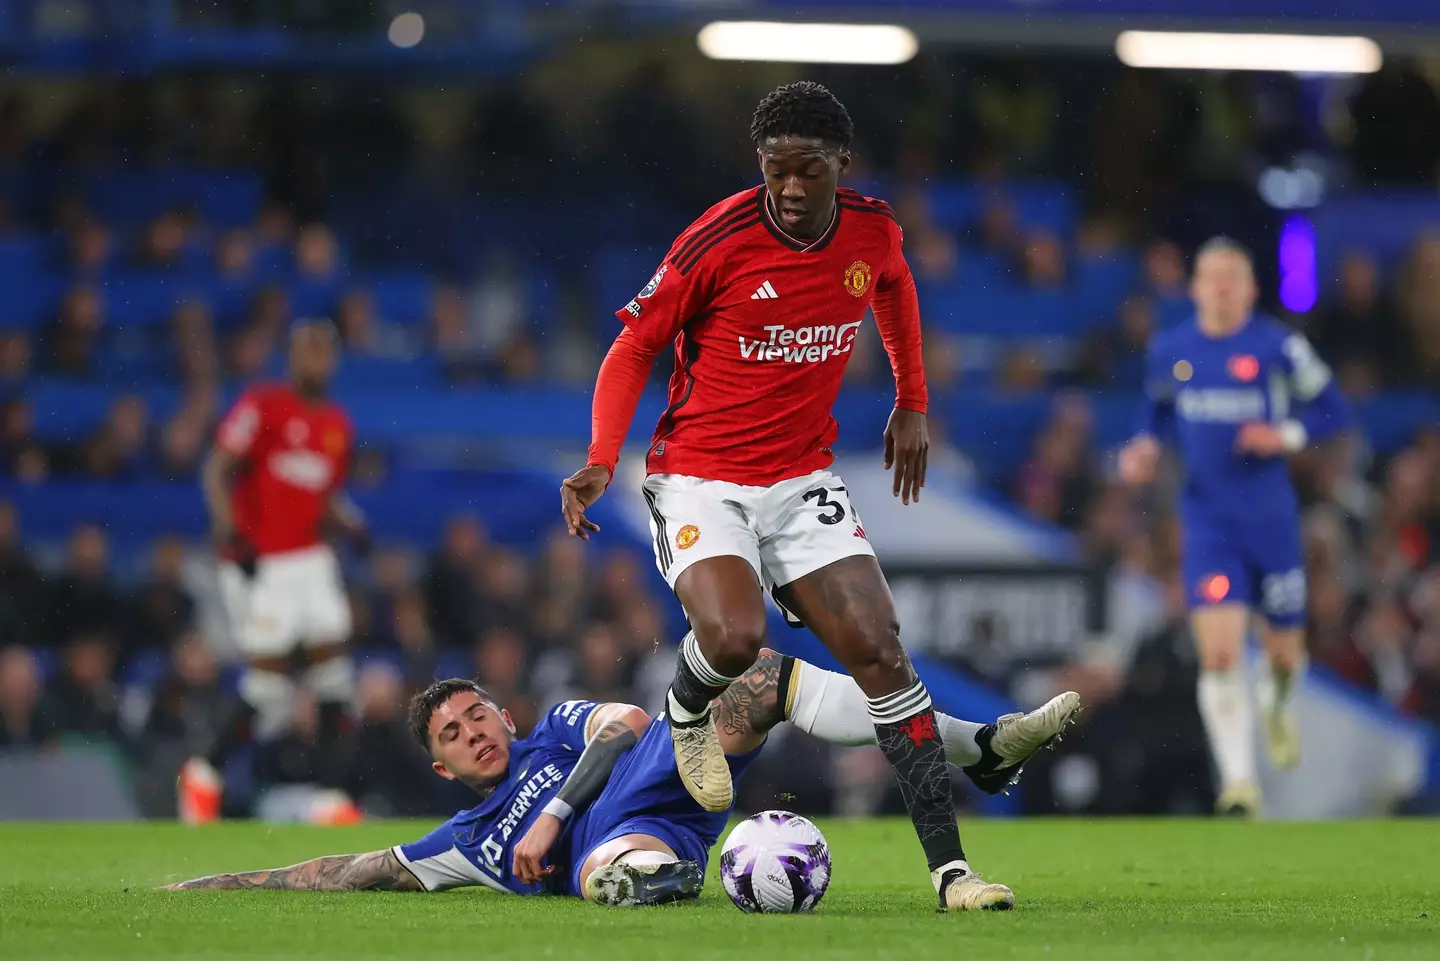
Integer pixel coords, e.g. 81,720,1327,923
1139,314,1350,518
394,700,599,894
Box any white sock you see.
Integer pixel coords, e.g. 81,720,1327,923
1196,668,1257,790
1258,653,1308,718
239,668,297,741
304,655,356,706
615,849,676,869
787,660,984,766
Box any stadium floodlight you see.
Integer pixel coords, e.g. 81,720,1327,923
697,22,919,65
1115,31,1381,74
388,12,425,49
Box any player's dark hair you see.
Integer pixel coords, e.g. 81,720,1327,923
1196,235,1253,265
408,678,498,753
750,82,854,150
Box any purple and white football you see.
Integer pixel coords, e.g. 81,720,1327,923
718,811,831,914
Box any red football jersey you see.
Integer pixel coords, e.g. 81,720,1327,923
616,185,925,486
215,384,353,556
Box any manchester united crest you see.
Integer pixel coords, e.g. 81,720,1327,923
675,525,700,550
843,260,872,298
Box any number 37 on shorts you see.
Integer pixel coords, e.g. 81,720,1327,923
640,469,876,595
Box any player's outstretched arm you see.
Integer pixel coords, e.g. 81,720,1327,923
160,848,423,892
872,245,930,505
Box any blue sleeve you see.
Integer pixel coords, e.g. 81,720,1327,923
528,700,601,753
394,816,492,892
1279,331,1353,444
1136,336,1176,440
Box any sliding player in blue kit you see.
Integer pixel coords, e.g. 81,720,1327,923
162,651,1079,906
1119,238,1352,817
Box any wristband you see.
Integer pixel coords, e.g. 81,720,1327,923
541,798,575,823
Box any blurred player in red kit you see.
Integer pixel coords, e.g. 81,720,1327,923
179,320,368,824
562,82,1078,911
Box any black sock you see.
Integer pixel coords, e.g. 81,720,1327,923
667,631,740,726
204,698,256,770
869,681,966,872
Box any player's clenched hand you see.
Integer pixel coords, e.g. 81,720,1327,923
1118,435,1160,485
1235,422,1287,458
512,813,563,886
883,408,929,505
560,465,610,540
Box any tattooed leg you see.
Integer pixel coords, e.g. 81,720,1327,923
160,848,423,892
712,648,791,755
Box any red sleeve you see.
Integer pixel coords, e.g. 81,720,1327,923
591,248,714,474
615,254,711,351
586,326,658,475
871,228,928,414
216,390,263,457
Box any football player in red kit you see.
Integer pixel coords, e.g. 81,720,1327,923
179,320,367,824
561,82,1078,911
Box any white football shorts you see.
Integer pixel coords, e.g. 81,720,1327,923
218,544,352,659
640,469,876,623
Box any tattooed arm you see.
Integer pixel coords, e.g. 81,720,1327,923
714,648,792,755
161,848,423,892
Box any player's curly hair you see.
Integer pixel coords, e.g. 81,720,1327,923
408,678,499,753
750,81,854,150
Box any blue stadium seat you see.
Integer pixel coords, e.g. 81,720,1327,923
366,271,436,326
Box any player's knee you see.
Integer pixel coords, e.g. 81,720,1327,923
838,619,907,688
1198,640,1241,673
690,612,766,677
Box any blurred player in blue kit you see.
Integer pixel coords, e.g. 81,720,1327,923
163,650,1079,907
1119,238,1352,816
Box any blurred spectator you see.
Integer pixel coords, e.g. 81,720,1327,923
156,410,207,480
69,220,113,275
46,524,123,648
424,514,486,646
72,393,150,479
336,288,412,358
135,210,189,270
136,633,224,755
1311,252,1408,393
214,229,255,279
389,591,437,686
0,330,30,384
1395,233,1440,386
127,536,196,651
1017,229,1069,289
995,345,1047,393
295,223,340,280
1013,395,1095,529
343,663,436,816
40,634,121,742
172,301,219,386
0,645,54,747
0,398,48,480
255,689,345,788
474,626,535,732
1078,295,1154,388
471,547,531,637
42,286,104,377
1141,240,1188,301
0,502,43,645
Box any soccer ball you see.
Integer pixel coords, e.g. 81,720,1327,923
718,810,831,914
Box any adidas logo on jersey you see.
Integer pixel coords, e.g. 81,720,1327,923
751,281,779,300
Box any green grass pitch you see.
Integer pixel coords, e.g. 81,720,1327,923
1,819,1436,960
